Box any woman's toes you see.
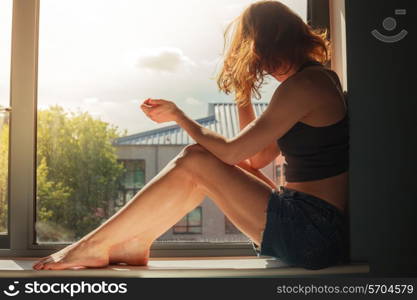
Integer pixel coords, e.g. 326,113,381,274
32,257,46,267
32,257,51,270
32,239,110,270
42,260,72,270
33,263,44,270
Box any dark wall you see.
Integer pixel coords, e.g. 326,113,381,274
307,0,329,29
345,0,417,275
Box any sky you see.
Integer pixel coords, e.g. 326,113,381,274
0,0,307,135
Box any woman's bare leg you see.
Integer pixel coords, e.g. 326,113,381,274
108,158,276,265
33,148,206,270
34,144,275,270
107,184,206,265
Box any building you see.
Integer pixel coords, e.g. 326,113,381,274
275,154,287,188
112,101,282,243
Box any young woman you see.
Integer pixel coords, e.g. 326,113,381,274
33,0,349,270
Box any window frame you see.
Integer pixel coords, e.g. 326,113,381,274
0,0,347,259
116,159,146,209
173,206,203,235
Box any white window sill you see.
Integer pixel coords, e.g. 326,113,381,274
0,257,369,278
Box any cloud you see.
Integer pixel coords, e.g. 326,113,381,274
185,97,203,106
135,47,195,73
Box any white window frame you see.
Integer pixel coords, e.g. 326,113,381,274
329,0,348,90
0,0,347,258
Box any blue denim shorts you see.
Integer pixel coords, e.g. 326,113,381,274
252,187,349,270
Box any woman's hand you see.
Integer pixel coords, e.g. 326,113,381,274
140,98,184,123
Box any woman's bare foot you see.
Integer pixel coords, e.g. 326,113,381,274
32,237,150,270
108,237,150,266
32,239,109,270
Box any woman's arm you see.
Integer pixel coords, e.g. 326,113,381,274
174,107,278,166
237,103,281,169
142,75,318,166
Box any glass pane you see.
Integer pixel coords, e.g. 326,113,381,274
188,207,201,226
0,0,12,236
36,0,307,243
119,160,145,189
133,169,145,189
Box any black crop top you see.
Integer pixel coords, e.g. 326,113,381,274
277,61,349,182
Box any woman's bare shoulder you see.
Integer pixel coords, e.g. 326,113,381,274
272,68,326,105
282,67,341,101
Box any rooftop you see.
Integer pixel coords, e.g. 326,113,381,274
113,102,269,146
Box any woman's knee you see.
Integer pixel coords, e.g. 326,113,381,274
183,143,206,153
176,143,213,170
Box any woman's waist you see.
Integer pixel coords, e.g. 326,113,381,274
283,171,348,214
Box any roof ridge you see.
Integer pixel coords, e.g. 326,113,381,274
113,101,269,145
114,114,215,144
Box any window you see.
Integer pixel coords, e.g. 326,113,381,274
275,156,287,187
173,207,202,234
35,0,305,246
276,164,283,186
225,216,241,234
0,0,12,246
116,160,145,209
276,165,282,178
1,0,309,257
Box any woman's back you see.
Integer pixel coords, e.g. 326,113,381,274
280,62,349,214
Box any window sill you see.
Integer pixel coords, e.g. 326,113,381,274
0,257,369,278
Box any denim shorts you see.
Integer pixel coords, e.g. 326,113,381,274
252,187,349,270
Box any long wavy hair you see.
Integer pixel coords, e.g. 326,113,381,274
217,0,330,107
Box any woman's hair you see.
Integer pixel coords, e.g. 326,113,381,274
216,0,330,107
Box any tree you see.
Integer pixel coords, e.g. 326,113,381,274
36,156,75,241
0,121,8,233
36,106,126,241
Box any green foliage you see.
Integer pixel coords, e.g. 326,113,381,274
0,105,127,240
36,157,74,241
0,122,8,232
35,106,126,241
